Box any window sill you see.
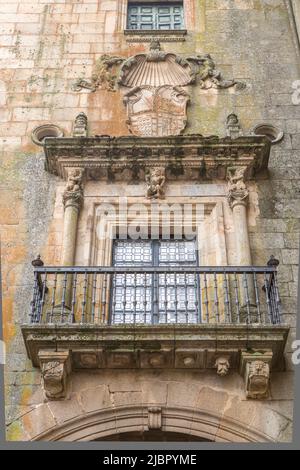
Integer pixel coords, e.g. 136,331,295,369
124,29,187,42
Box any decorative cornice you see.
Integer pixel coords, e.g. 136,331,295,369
43,135,271,183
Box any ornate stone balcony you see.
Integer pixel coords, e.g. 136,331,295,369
21,264,289,401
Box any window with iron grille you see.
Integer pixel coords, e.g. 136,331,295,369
111,238,201,324
127,3,185,30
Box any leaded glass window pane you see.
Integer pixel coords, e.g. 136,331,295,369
111,239,200,325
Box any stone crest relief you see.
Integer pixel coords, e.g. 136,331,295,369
72,41,245,137
124,85,189,137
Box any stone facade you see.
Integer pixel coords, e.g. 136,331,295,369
1,0,299,442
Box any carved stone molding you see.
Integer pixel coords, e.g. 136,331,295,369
240,351,273,400
62,168,84,210
145,167,166,199
73,112,88,137
148,407,162,430
215,356,230,377
38,351,71,400
226,114,243,139
227,166,249,209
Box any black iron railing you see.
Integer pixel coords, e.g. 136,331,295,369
29,263,282,325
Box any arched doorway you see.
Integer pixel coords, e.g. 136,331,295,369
34,405,272,442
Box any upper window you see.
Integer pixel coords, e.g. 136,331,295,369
127,2,185,30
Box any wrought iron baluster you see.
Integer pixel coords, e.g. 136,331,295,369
223,271,231,323
243,272,251,324
123,273,127,324
194,272,200,324
233,272,240,323
153,269,159,324
60,272,68,322
184,271,189,323
203,272,209,323
112,272,117,325
91,272,97,323
49,271,57,323
263,271,272,324
174,271,178,324
144,272,148,324
253,272,261,324
70,272,77,323
133,271,137,324
38,271,48,324
81,272,88,324
213,272,220,323
163,272,168,324
273,271,281,324
30,271,40,323
102,272,108,324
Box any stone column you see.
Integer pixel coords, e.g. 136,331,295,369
55,168,84,314
227,167,255,310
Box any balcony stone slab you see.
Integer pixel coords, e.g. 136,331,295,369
21,323,289,371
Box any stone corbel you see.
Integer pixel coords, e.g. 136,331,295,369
148,407,162,430
38,351,71,400
215,356,230,377
240,351,273,399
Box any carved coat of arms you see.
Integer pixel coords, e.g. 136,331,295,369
72,41,245,138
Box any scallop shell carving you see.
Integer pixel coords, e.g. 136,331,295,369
120,54,193,88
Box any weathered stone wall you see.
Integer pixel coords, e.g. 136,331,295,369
0,0,299,441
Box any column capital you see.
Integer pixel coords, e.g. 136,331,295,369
227,166,249,209
63,168,84,210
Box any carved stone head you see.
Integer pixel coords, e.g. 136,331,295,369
215,357,230,377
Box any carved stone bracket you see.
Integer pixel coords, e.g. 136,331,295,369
146,167,166,199
148,407,162,430
240,351,273,400
62,168,84,210
227,166,249,209
215,356,230,377
38,350,71,400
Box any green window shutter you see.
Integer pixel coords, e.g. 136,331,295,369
127,3,184,30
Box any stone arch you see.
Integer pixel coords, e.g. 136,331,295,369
33,405,272,442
